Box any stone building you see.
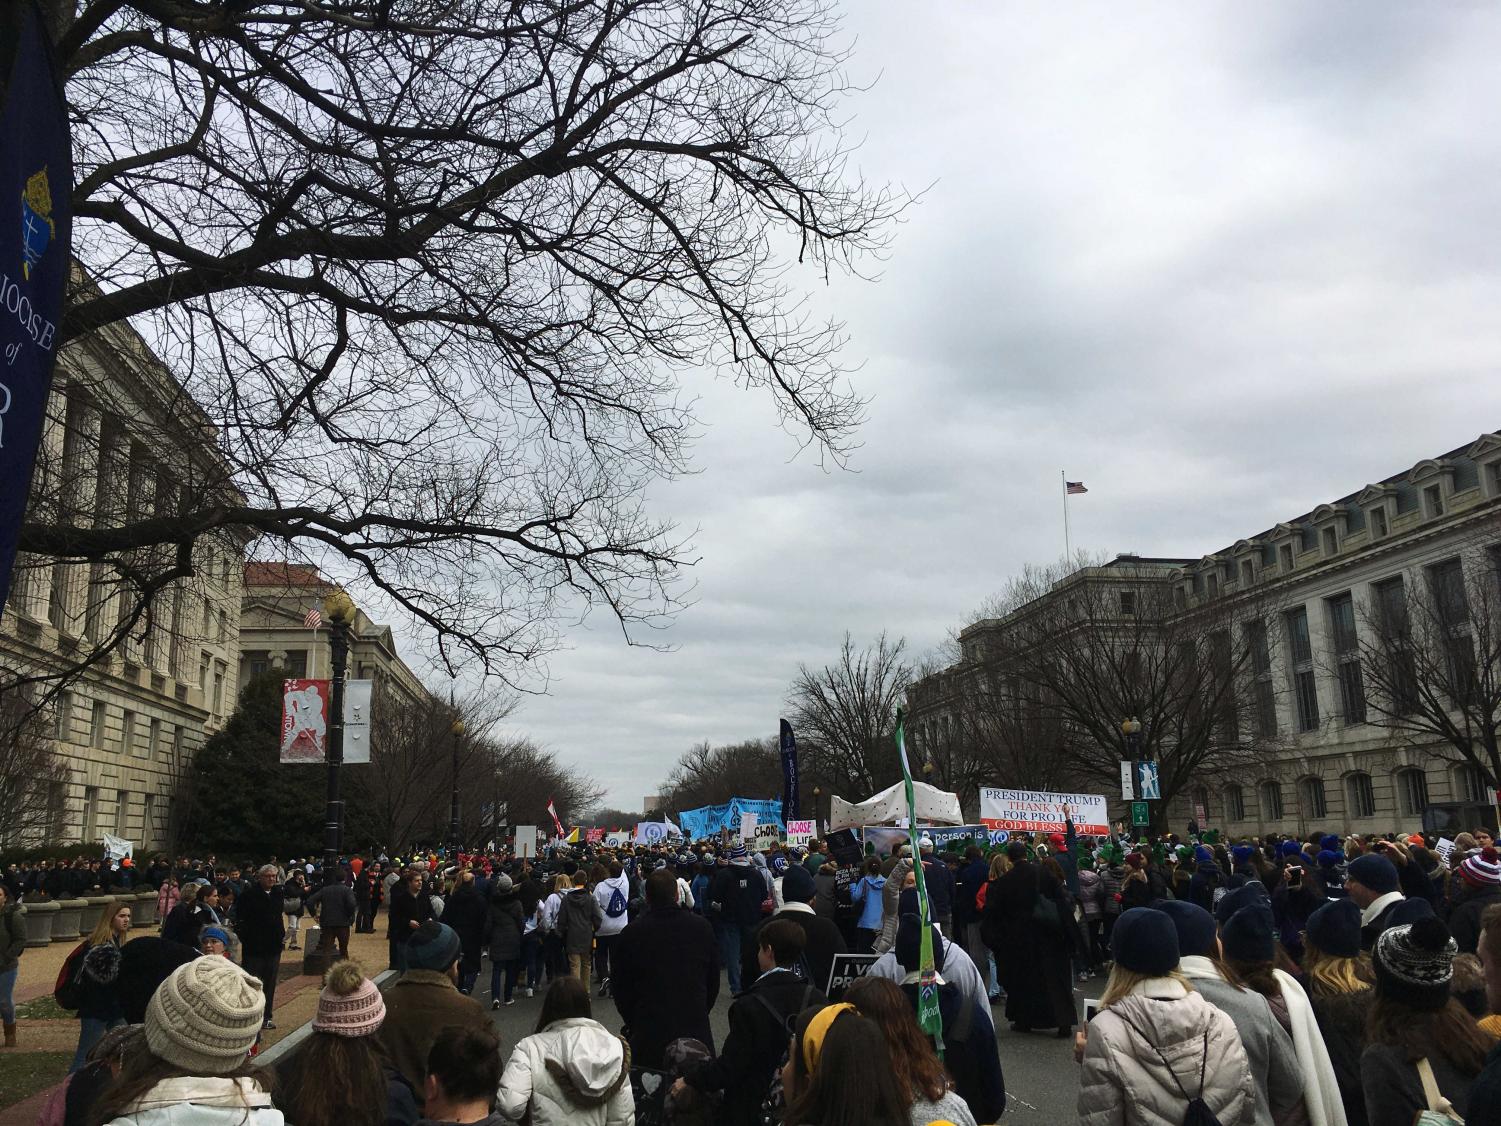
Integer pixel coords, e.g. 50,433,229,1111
0,312,247,852
909,433,1501,838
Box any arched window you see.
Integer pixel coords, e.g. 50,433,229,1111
1346,772,1376,819
1455,763,1488,804
1260,781,1284,822
1397,768,1429,817
1299,777,1327,820
1225,785,1245,822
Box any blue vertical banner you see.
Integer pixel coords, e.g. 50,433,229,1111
0,2,73,611
779,717,800,823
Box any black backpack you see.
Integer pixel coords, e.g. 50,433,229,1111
1116,1012,1223,1126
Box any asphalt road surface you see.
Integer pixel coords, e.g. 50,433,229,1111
480,965,1104,1122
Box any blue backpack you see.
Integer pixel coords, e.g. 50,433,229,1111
606,886,628,918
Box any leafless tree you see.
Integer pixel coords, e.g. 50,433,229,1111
1356,546,1501,793
659,737,783,813
12,0,901,702
786,631,912,798
0,687,72,849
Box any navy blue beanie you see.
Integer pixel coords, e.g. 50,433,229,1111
1194,846,1214,864
1221,902,1276,963
1389,897,1436,926
1214,882,1269,926
1306,899,1361,959
1279,840,1303,858
894,914,947,974
1112,908,1180,976
781,864,816,904
1316,850,1343,868
1231,844,1256,866
1348,853,1400,895
1156,900,1218,958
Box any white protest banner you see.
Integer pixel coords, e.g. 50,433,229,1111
785,819,815,847
1435,837,1456,865
102,833,133,861
980,788,1109,836
604,831,632,849
634,821,671,845
752,823,781,852
514,825,537,858
740,812,758,841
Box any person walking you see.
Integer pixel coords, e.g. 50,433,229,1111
495,976,632,1126
740,864,847,994
277,960,418,1126
849,857,887,955
590,860,631,997
706,843,766,994
1076,907,1256,1125
92,958,279,1126
483,873,525,1009
307,873,358,960
154,876,180,932
389,870,434,972
235,864,286,1029
282,871,308,950
558,872,603,992
0,884,25,1048
440,871,487,996
71,902,132,1073
610,869,720,1069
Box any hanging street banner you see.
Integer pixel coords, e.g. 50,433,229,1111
677,797,785,840
1120,761,1135,800
779,718,800,824
0,2,74,610
980,788,1109,836
280,679,330,763
342,678,373,764
1135,761,1162,800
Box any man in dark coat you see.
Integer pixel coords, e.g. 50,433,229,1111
307,872,358,959
954,844,990,968
918,835,956,932
740,864,846,994
235,864,285,1027
611,869,721,1069
439,872,487,995
388,869,434,971
981,841,1075,1036
677,917,820,1126
707,844,766,994
1347,853,1405,951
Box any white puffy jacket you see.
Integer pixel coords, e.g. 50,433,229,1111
496,1017,633,1126
103,1077,284,1126
1077,978,1256,1126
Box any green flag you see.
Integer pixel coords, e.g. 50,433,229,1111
895,706,943,1054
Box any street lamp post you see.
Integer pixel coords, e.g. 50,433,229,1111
448,716,465,851
1122,715,1142,757
813,786,822,834
322,589,357,876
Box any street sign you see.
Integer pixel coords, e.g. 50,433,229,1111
1131,802,1150,827
1135,761,1162,800
1120,761,1135,801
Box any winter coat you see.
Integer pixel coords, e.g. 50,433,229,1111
954,859,989,929
234,885,284,958
1076,868,1106,922
1361,1042,1479,1126
558,888,603,956
281,879,307,918
439,885,487,975
851,875,886,930
307,883,357,929
387,886,433,941
495,1017,633,1126
78,941,124,1022
921,857,955,920
378,970,492,1100
1310,989,1374,1126
685,968,823,1126
0,903,25,975
155,884,180,921
610,905,720,1069
742,905,847,996
102,1076,284,1126
813,871,838,920
707,864,767,930
1099,863,1126,916
875,858,913,954
484,890,525,962
1447,882,1501,954
593,875,632,937
1077,978,1256,1126
899,978,1006,1124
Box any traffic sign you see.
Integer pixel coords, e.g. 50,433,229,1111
1131,801,1150,827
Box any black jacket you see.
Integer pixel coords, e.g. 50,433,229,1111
611,906,721,1070
235,884,284,957
741,907,847,996
708,864,765,929
308,883,358,929
388,885,433,941
1311,988,1373,1126
921,857,955,920
685,968,822,1126
482,890,524,962
901,980,1006,1125
440,885,487,974
1448,884,1501,954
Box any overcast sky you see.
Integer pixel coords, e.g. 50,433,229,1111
449,4,1501,813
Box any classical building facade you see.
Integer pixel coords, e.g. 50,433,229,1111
238,562,427,707
1,314,246,853
910,433,1501,838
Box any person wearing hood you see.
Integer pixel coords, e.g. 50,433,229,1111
1156,899,1305,1126
739,865,847,994
591,860,631,998
483,874,526,1009
1076,908,1255,1125
675,918,822,1126
850,857,888,954
611,870,720,1069
496,976,633,1126
420,1024,505,1126
92,958,282,1126
441,872,488,996
558,872,604,992
1217,886,1348,1126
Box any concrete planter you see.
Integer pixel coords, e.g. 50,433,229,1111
51,899,87,942
132,891,158,928
20,900,59,948
79,896,115,936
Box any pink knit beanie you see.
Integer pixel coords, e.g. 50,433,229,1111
312,961,385,1037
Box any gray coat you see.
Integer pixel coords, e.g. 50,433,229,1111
307,883,358,929
1181,955,1305,1126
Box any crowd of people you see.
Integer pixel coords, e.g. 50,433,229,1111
14,818,1501,1125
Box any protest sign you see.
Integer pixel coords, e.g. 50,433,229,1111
785,819,815,847
979,788,1109,835
752,823,781,852
604,831,631,849
825,952,880,1001
1435,837,1456,865
740,813,758,841
102,834,133,861
677,798,785,840
825,828,864,868
635,821,672,845
514,826,537,858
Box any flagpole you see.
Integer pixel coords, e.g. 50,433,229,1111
1061,470,1072,563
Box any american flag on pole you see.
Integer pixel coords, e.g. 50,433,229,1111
303,607,322,628
1066,481,1088,495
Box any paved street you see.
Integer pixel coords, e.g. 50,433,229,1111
481,965,1103,1122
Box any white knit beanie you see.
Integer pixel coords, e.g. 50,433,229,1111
146,958,265,1073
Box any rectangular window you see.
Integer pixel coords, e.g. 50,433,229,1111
83,786,99,841
1209,630,1236,742
54,692,73,742
1206,572,1219,597
1323,527,1338,556
1400,771,1430,816
1424,484,1444,518
115,790,130,835
90,700,107,749
1348,774,1376,818
142,793,156,843
213,664,225,715
1489,462,1501,496
1261,782,1284,821
1226,786,1245,821
198,652,210,690
1241,559,1255,585
1119,590,1136,616
1301,778,1328,819
1370,507,1388,538
121,710,136,755
1280,544,1295,573
172,725,184,764
1286,606,1320,732
1374,576,1419,714
148,717,161,758
1327,593,1367,724
1246,620,1277,738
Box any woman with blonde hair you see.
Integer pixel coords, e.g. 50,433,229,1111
1304,899,1373,1126
71,903,132,1074
1076,908,1254,1125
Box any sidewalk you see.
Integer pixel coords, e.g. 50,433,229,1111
0,924,392,1126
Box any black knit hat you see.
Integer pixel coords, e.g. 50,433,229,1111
1305,899,1361,960
1373,918,1456,1011
1112,908,1180,976
1221,901,1275,963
